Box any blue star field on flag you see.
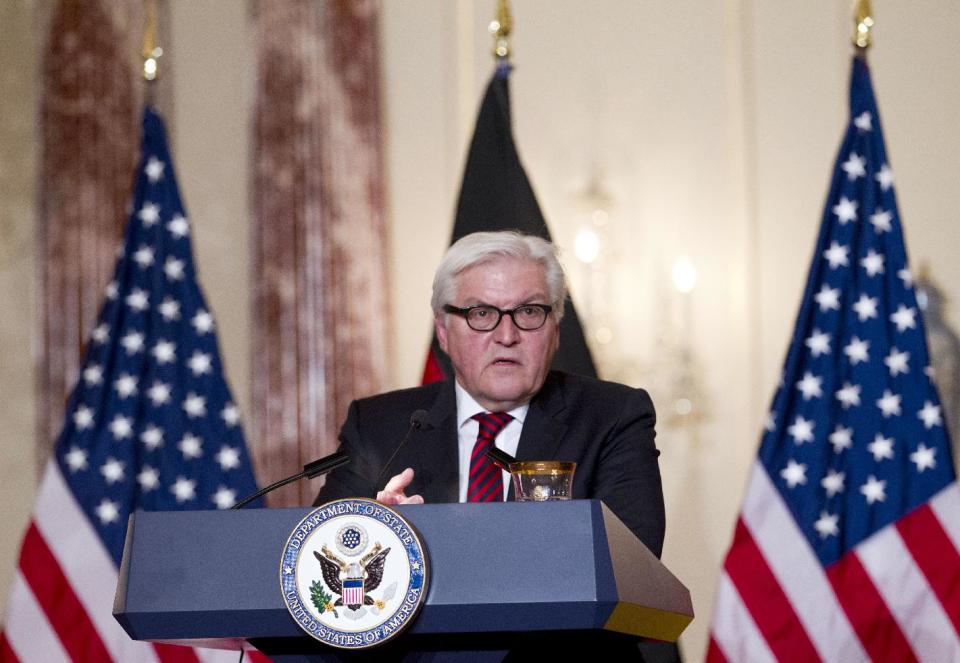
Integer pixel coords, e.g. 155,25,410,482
54,107,261,567
760,56,956,567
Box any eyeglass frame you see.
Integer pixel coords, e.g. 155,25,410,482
442,303,554,332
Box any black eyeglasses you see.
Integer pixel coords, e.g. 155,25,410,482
443,304,553,332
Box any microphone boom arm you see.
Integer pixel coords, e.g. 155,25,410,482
231,451,350,509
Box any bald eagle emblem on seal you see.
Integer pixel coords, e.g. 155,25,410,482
316,536,390,612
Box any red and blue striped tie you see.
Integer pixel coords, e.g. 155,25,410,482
468,412,513,502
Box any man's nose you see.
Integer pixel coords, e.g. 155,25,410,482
492,313,521,344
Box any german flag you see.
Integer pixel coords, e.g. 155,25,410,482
422,64,596,384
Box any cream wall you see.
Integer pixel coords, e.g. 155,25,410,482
0,0,39,629
2,1,959,658
165,1,254,421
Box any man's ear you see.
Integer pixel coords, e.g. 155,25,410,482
434,314,449,354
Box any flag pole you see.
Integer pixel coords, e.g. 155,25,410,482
142,0,162,85
853,0,874,52
490,0,513,67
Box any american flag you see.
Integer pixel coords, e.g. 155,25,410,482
1,108,262,662
707,56,960,662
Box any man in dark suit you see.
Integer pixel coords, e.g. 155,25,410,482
314,230,665,557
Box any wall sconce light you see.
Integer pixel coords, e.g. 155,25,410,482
571,173,616,362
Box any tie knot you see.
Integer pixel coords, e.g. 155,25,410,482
472,411,513,438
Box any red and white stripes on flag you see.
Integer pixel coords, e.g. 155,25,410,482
1,464,243,663
708,463,960,662
342,580,365,608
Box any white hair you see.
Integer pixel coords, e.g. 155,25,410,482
431,231,567,321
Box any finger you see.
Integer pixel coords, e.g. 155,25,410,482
375,490,402,505
398,494,424,505
381,467,415,494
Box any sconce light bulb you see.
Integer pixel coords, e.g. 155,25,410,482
674,398,693,416
575,227,600,264
672,256,698,294
595,326,613,345
591,209,609,226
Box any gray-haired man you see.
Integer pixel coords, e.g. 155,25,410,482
315,230,665,557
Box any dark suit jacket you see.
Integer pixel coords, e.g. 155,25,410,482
313,371,665,558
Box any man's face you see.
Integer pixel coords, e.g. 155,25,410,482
436,256,560,412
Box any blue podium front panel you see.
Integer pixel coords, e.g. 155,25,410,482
115,499,690,650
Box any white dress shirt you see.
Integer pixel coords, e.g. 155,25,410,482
454,382,528,502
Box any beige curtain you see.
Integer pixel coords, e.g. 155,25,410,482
251,0,391,506
36,0,144,468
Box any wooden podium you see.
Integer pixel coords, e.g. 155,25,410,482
114,500,693,660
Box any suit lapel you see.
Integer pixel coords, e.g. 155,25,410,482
412,382,460,504
411,375,569,503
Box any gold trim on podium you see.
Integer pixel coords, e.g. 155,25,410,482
604,601,694,641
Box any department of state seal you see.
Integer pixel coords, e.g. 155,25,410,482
280,498,429,649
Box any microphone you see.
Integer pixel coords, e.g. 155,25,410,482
374,409,431,488
232,450,350,509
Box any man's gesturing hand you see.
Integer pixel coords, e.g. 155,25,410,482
376,467,424,505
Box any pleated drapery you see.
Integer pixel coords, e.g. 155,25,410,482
251,0,391,506
36,0,142,468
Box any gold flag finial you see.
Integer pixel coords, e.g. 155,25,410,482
853,0,874,50
489,0,513,61
142,0,163,81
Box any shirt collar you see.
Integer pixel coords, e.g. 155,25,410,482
454,380,529,428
